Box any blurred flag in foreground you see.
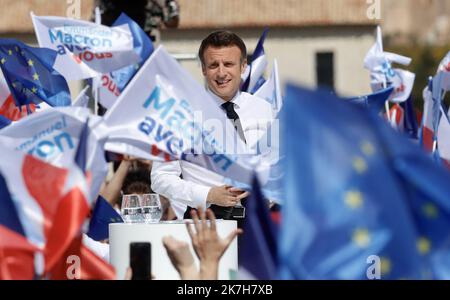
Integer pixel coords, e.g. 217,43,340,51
279,84,450,279
87,195,123,241
239,176,278,279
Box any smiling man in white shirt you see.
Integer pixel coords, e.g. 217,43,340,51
151,30,272,221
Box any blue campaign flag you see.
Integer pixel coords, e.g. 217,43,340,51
75,119,89,172
399,94,419,139
0,39,71,107
240,176,278,279
0,115,11,129
87,195,123,241
347,86,394,114
279,83,450,279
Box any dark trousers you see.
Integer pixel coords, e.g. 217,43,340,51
183,204,246,229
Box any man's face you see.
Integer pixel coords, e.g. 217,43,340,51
202,45,246,101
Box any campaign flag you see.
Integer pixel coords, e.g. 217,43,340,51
0,115,11,129
347,86,394,114
241,28,269,94
364,26,415,103
31,13,140,81
73,85,90,108
239,176,278,279
0,107,109,202
0,39,71,108
420,79,435,152
254,59,283,116
97,13,154,109
87,195,123,241
387,103,405,132
0,141,90,278
279,84,450,279
103,45,261,186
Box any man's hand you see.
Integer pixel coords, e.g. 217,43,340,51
206,185,249,207
162,236,199,280
186,208,242,279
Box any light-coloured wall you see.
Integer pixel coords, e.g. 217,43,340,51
161,26,374,97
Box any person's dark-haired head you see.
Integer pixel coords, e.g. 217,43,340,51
198,30,247,67
199,30,248,101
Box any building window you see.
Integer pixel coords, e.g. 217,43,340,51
316,52,334,90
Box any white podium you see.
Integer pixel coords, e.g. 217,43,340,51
109,220,238,280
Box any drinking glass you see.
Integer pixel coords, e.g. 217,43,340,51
121,194,144,223
141,193,162,223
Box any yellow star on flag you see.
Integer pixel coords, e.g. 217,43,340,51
28,59,34,66
33,73,39,81
352,228,371,248
422,203,438,219
31,87,37,94
344,190,363,209
361,141,375,156
1,57,5,64
417,237,431,255
8,49,12,55
380,257,392,275
352,157,368,174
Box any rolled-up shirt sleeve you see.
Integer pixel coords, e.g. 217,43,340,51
151,160,211,213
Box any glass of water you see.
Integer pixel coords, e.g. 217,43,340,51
121,194,144,223
141,193,162,223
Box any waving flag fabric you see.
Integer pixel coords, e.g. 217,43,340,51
0,39,71,108
87,195,123,241
97,13,154,109
254,59,283,116
31,13,140,81
0,107,109,202
364,26,415,103
241,28,269,94
280,84,450,279
347,86,394,114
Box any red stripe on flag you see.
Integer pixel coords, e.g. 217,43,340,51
422,126,434,152
48,235,115,280
22,155,68,239
0,94,36,121
0,225,37,280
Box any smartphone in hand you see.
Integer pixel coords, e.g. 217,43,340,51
129,242,151,280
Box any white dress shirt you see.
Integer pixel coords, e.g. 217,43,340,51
151,90,273,219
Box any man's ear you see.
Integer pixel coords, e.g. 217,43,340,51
202,64,207,76
241,60,247,74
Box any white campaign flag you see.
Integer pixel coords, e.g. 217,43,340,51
103,46,265,185
254,59,283,116
73,85,90,108
0,107,108,202
31,13,140,81
364,26,415,103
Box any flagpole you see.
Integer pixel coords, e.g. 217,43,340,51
93,7,101,116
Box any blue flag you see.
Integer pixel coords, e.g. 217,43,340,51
0,39,71,107
280,84,450,279
399,94,419,139
240,176,278,279
87,195,123,241
347,86,394,114
0,115,11,129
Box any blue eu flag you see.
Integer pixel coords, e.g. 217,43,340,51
347,86,394,114
87,195,123,241
279,84,450,279
0,39,71,107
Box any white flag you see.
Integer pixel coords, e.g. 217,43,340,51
364,26,415,103
254,59,283,116
0,107,108,202
31,13,140,81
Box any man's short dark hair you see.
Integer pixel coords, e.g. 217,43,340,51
198,30,247,66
